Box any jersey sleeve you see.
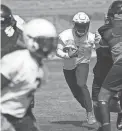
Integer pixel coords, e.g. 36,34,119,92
0,52,22,81
13,15,25,31
57,36,65,50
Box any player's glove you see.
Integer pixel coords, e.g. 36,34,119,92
68,47,78,58
4,26,15,37
63,40,78,58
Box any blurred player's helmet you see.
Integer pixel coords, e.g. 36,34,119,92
0,4,14,29
72,12,90,37
107,0,122,21
23,18,57,58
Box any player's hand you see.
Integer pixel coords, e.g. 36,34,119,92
5,26,15,37
68,47,78,58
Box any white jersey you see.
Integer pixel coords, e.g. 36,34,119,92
58,29,95,70
0,49,43,118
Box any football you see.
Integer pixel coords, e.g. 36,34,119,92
63,40,78,52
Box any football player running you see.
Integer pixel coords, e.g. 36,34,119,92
1,18,57,131
56,12,97,124
1,4,25,57
95,1,122,131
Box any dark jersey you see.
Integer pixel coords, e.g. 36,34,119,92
1,17,25,57
93,46,113,82
98,20,122,63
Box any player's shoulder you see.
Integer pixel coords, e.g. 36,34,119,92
1,49,29,64
13,15,25,31
59,29,72,38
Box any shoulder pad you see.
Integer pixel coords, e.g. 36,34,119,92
59,29,73,43
98,24,112,37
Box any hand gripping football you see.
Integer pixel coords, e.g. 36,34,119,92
63,40,78,52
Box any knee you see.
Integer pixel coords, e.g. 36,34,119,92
98,88,114,102
76,80,86,88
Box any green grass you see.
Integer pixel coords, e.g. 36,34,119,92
33,58,118,131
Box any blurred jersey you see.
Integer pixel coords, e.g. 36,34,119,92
0,49,44,118
1,15,25,57
98,19,122,63
93,46,113,84
58,29,95,70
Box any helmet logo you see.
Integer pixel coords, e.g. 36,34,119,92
79,14,86,21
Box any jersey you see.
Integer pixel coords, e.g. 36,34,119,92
1,15,25,57
98,20,122,63
0,49,44,118
93,47,113,84
58,29,95,70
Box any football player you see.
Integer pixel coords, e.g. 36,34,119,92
1,4,25,57
92,31,122,130
1,18,57,131
96,1,122,131
56,12,97,124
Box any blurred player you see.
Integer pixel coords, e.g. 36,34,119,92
92,31,122,130
1,4,25,57
96,1,122,131
0,4,35,114
56,12,97,124
1,18,57,131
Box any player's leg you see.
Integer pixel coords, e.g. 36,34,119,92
16,114,39,131
63,68,86,108
1,114,16,131
98,60,122,131
117,92,122,130
75,63,96,124
98,88,115,131
92,77,102,124
5,113,39,131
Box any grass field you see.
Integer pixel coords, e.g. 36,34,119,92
1,1,119,130
33,58,118,131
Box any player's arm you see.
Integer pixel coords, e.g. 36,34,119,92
13,15,26,48
0,54,19,89
94,30,109,49
0,60,11,89
56,38,70,59
13,15,25,31
1,74,11,89
94,30,102,49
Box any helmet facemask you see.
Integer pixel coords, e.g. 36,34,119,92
73,22,89,37
23,18,57,61
25,35,58,59
0,5,15,30
1,16,12,29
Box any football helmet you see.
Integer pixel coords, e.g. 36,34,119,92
107,0,122,20
23,18,57,58
0,4,15,29
72,12,90,37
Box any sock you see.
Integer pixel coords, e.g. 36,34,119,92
99,101,111,131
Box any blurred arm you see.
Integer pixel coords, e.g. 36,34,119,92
13,15,25,31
